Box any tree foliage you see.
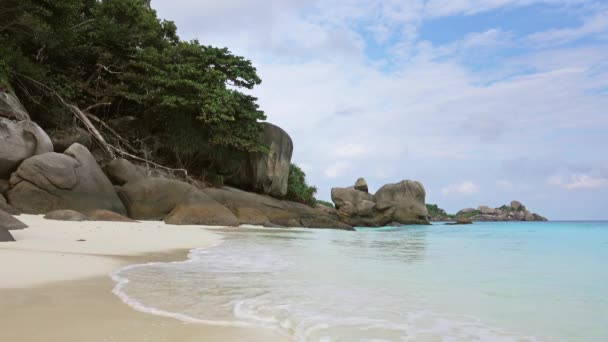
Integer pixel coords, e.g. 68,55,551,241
0,0,266,173
286,164,317,206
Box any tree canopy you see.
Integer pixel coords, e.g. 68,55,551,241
0,0,266,171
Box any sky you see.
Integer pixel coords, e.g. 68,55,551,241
152,0,608,220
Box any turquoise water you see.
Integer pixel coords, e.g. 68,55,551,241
113,222,608,341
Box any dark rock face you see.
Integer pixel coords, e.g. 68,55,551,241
105,158,145,186
0,194,19,215
0,179,9,193
50,126,92,152
0,118,53,179
228,122,293,197
86,209,137,222
0,209,27,230
44,209,88,222
0,91,30,121
0,227,15,241
118,178,239,226
6,143,126,215
331,179,429,227
203,187,353,230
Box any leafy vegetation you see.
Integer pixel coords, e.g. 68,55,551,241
457,209,480,218
426,204,449,218
0,0,267,173
286,164,317,206
316,200,334,208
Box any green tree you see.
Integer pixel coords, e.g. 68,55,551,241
0,0,267,175
286,164,317,206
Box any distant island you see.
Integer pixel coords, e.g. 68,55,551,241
427,201,548,222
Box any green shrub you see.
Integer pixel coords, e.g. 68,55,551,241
316,200,334,208
286,164,317,206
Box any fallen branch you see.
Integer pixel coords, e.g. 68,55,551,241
106,145,189,178
13,72,195,181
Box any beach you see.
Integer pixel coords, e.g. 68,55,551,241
0,215,287,342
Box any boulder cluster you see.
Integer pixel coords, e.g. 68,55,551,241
457,201,547,222
0,91,352,234
330,178,429,227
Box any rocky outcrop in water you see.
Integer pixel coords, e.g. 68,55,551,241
456,201,547,222
331,178,429,227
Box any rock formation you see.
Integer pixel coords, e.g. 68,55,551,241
105,158,146,186
354,177,368,193
0,193,19,215
6,143,126,215
0,227,15,242
0,117,53,179
50,126,92,153
331,179,429,227
86,209,137,222
0,208,27,230
455,201,547,222
204,186,353,230
0,91,30,121
117,178,239,226
228,122,293,197
44,210,88,222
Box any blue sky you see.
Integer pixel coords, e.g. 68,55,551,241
153,0,608,220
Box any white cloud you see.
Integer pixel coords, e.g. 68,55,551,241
329,143,373,158
324,162,352,179
528,10,608,46
151,1,608,218
442,181,480,196
424,0,590,18
548,173,608,189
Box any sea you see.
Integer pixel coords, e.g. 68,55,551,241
112,221,608,341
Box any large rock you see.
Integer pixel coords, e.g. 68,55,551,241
44,209,88,222
330,179,428,227
0,209,27,230
228,123,293,197
374,180,428,224
117,178,239,226
478,205,497,215
0,193,19,215
50,126,92,152
105,158,145,185
510,200,524,211
0,91,30,121
6,143,126,215
0,179,9,193
0,227,15,242
0,118,53,179
354,177,369,193
331,187,374,210
86,209,137,222
204,186,353,230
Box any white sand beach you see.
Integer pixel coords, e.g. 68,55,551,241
0,215,287,341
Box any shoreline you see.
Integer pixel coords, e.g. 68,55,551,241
0,215,288,341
